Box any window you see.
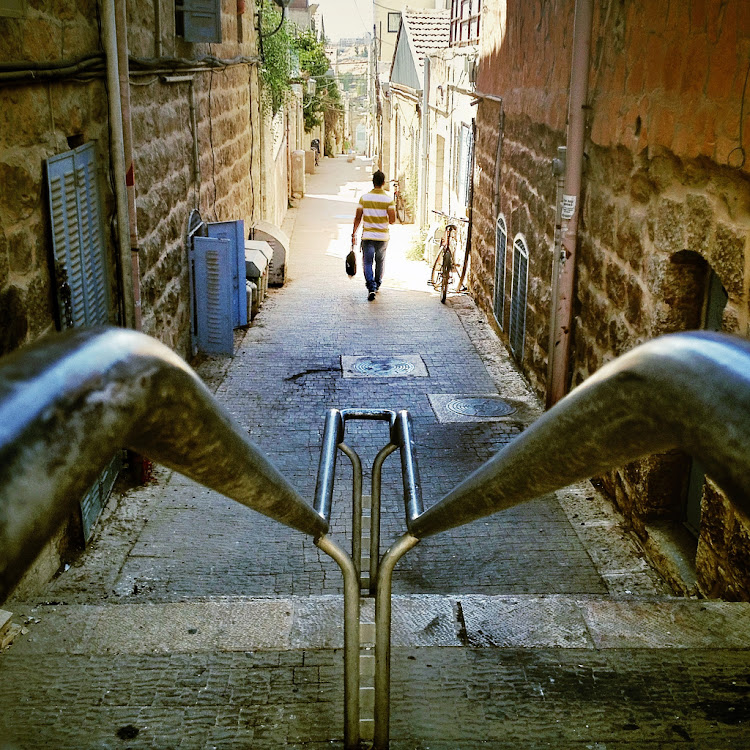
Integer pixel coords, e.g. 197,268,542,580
387,11,400,33
493,215,507,329
176,0,222,43
450,0,481,46
509,234,528,360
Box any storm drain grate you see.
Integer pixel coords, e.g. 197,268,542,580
429,394,525,423
342,355,428,378
446,396,516,418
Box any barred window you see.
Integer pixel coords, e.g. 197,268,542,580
509,234,529,360
450,0,481,46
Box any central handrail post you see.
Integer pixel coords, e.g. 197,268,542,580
370,443,398,594
373,533,420,750
316,534,361,750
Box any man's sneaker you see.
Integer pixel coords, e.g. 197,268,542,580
367,291,376,301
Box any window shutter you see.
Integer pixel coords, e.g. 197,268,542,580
45,142,116,541
181,0,222,43
74,143,109,325
207,219,248,328
46,150,87,329
194,236,234,355
493,215,507,329
46,143,109,329
509,236,528,360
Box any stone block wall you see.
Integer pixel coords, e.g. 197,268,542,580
471,0,750,598
127,1,263,356
0,2,113,357
0,0,269,598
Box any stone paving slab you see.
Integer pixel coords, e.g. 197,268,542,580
2,644,750,748
6,596,750,656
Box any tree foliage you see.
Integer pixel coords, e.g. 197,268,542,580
257,1,341,133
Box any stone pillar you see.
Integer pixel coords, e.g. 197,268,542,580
291,150,305,197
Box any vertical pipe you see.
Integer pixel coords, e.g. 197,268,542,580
419,56,430,229
188,80,201,206
315,535,360,750
153,0,163,58
549,0,594,405
114,0,142,331
101,0,135,329
546,146,567,406
373,533,419,750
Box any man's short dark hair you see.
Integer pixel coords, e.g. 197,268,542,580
372,170,386,187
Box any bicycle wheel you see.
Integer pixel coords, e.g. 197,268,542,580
441,246,452,304
395,194,406,223
431,248,445,287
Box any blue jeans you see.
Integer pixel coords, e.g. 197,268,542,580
361,239,388,292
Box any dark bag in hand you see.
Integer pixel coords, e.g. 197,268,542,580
345,248,357,277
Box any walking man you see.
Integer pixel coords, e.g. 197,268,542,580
352,170,396,301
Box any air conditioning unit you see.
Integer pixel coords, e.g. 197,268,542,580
466,58,478,85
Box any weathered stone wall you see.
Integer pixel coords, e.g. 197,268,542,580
0,1,113,357
0,0,269,599
471,0,750,599
127,1,263,356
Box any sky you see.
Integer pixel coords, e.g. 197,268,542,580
315,0,374,41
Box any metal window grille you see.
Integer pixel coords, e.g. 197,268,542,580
493,215,507,329
450,0,481,45
509,234,528,360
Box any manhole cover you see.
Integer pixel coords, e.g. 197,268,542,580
446,396,516,418
342,354,428,378
352,357,415,376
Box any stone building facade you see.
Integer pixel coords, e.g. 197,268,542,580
0,0,300,597
469,0,750,598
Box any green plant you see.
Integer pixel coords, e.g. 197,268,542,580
406,228,428,261
257,0,293,113
295,28,341,132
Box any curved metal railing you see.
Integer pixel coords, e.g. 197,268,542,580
0,326,327,596
410,330,750,539
2,327,749,750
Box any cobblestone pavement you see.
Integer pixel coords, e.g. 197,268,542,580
3,156,750,748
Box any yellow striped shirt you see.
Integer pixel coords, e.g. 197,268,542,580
359,188,395,240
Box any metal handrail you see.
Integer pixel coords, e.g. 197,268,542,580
411,330,750,539
0,326,327,596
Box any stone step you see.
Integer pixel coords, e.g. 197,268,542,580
3,595,750,656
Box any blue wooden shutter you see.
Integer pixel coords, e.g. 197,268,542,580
46,142,117,540
74,143,109,324
46,150,87,328
493,215,507,330
181,0,222,43
207,219,248,328
46,143,109,329
509,235,528,360
194,236,234,354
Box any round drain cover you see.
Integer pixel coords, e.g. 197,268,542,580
446,396,516,418
352,357,415,376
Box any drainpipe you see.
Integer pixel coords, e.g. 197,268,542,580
101,0,135,329
115,0,142,331
546,146,567,405
548,0,594,406
419,55,430,229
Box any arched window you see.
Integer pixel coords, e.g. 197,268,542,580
509,234,529,360
493,215,507,329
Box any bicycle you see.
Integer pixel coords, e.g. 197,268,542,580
429,210,469,303
391,179,406,223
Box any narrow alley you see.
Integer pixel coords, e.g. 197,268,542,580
1,156,749,749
